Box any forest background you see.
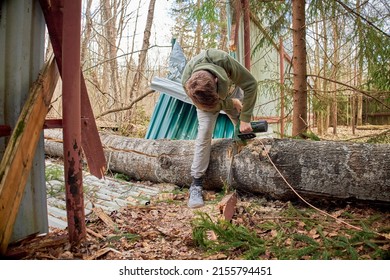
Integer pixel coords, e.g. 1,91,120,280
7,0,389,261
47,0,390,139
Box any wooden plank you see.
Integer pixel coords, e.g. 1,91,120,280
92,207,116,230
0,56,59,254
217,192,238,221
5,234,68,259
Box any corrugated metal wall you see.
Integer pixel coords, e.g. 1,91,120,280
0,0,48,242
146,93,234,139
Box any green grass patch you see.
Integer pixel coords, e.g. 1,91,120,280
113,172,131,181
191,204,389,260
192,212,266,259
45,165,65,196
107,232,139,243
45,164,64,181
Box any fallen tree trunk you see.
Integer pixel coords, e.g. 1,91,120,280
44,130,390,205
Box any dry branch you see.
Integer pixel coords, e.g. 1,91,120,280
96,89,155,119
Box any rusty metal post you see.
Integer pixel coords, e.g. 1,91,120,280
62,0,85,244
279,37,285,138
40,0,107,179
242,0,251,70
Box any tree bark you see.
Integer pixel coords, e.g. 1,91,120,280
292,0,308,136
81,0,93,64
129,0,156,101
356,0,364,126
101,0,120,112
44,130,390,205
195,0,202,54
330,2,339,135
218,4,228,51
319,1,329,134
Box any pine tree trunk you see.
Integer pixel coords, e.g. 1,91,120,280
356,0,364,126
331,2,339,135
44,130,390,205
320,1,329,134
292,0,308,136
314,20,324,136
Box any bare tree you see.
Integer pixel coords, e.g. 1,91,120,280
129,0,156,101
124,0,142,103
81,0,93,64
101,0,120,111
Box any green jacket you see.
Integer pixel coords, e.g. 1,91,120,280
182,49,258,122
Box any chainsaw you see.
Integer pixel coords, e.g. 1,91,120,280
233,120,269,142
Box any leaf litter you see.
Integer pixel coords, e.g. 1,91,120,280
5,190,389,260
4,126,390,260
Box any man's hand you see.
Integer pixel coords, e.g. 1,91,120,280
239,121,252,133
232,98,242,112
232,98,252,133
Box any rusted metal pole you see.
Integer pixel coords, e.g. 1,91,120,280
39,0,107,179
279,37,285,138
62,0,85,244
242,0,251,70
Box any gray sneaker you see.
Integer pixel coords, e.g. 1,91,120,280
187,185,204,208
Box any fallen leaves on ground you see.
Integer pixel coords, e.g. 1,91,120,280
4,193,389,260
